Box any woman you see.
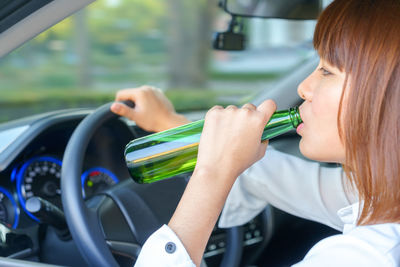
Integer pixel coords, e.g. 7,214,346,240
112,0,400,265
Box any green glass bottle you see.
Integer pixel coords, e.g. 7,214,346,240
125,107,302,184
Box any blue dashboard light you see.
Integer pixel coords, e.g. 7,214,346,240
16,156,62,223
10,166,18,182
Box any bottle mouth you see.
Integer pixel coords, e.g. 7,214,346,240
289,107,303,128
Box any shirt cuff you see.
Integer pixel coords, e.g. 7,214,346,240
135,225,196,267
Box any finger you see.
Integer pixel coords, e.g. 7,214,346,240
241,103,256,110
206,105,223,117
206,105,224,121
225,105,237,110
115,89,139,101
142,85,162,94
152,87,163,93
110,102,135,119
257,99,277,123
209,105,224,111
141,85,156,90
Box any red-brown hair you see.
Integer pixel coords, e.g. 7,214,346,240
314,0,400,224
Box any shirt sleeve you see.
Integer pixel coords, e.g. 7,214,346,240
218,147,357,231
134,225,195,267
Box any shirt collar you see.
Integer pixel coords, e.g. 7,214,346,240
337,202,360,233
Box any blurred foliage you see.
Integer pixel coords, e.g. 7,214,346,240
0,87,252,123
27,0,167,52
209,71,282,81
0,0,169,84
0,87,246,110
0,0,284,124
87,0,168,67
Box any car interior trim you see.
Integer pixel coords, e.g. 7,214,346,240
0,109,91,171
0,125,29,154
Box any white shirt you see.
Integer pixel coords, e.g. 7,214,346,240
135,148,400,266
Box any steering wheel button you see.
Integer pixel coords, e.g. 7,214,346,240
165,242,176,254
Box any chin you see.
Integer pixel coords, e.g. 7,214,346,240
299,138,344,164
299,139,318,160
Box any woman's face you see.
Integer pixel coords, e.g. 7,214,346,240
297,59,347,163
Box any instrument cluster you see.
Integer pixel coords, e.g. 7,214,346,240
1,155,119,228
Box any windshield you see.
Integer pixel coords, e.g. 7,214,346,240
0,0,316,123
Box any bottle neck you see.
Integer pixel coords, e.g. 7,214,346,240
289,107,302,128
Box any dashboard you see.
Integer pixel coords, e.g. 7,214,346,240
0,110,133,231
0,108,270,266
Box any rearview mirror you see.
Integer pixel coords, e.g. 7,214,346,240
212,16,245,51
221,0,322,20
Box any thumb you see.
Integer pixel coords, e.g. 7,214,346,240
257,99,277,124
111,102,135,120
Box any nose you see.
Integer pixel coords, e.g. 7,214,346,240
297,72,314,101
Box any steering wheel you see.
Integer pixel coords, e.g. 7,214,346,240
61,102,243,267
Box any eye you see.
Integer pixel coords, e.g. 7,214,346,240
319,67,332,76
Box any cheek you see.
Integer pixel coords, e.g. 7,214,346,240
300,83,345,162
309,80,342,144
312,87,341,121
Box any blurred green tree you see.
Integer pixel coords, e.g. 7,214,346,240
0,0,216,90
166,0,216,88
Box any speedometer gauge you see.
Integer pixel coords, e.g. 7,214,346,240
16,156,62,222
81,167,119,198
0,187,19,228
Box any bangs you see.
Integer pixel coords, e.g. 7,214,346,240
314,0,400,74
313,0,360,72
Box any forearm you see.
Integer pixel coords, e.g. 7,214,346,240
164,113,191,130
168,100,275,266
168,168,236,266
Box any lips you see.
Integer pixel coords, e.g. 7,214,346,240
296,123,304,134
297,106,305,134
